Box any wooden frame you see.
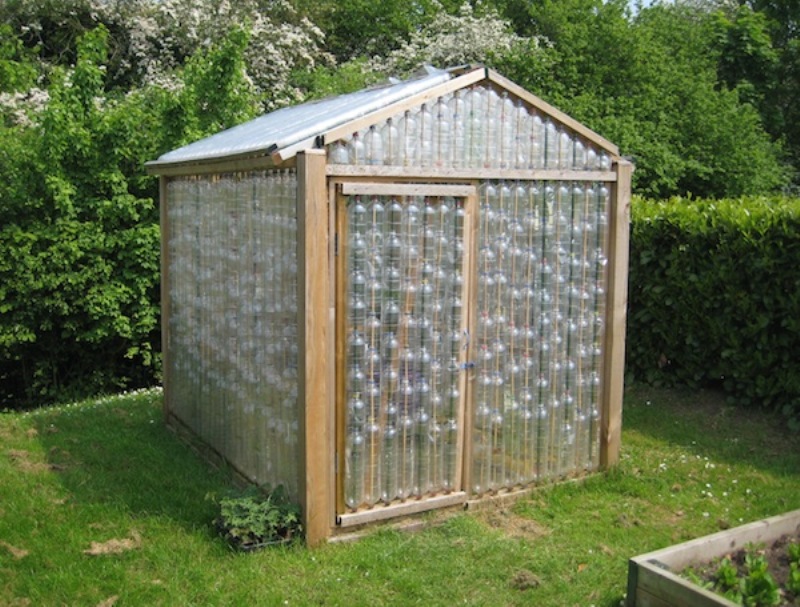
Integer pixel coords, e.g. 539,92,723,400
297,150,333,546
627,509,800,607
601,160,633,468
332,181,477,525
328,165,617,182
333,186,348,516
459,183,479,496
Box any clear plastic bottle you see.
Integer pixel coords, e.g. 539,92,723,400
448,90,466,168
529,113,545,169
433,96,452,168
398,110,417,167
345,391,366,508
558,128,574,170
465,85,485,168
544,118,558,169
381,423,398,503
330,139,350,164
418,103,434,167
398,413,415,499
364,420,382,505
574,138,587,170
498,92,516,169
364,124,384,166
348,131,365,165
514,99,530,169
586,146,598,170
381,117,400,165
484,88,500,168
442,417,458,490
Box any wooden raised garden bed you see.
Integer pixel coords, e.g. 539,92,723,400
626,509,800,607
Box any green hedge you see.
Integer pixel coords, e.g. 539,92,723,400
627,195,800,427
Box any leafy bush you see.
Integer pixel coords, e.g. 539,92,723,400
0,25,263,409
627,195,800,428
214,485,302,550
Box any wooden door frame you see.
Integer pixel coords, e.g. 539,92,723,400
332,181,478,527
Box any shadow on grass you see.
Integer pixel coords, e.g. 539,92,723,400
32,392,233,531
623,383,800,478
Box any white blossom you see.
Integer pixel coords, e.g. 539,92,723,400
371,2,542,77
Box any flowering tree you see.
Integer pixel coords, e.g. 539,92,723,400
371,2,543,77
123,0,330,110
1,0,331,110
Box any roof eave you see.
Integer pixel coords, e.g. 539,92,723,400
145,147,284,177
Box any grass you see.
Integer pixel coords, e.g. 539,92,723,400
1,385,798,607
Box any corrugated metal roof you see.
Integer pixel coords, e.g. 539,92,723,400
148,67,455,168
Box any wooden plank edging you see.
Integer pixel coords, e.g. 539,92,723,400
626,509,800,607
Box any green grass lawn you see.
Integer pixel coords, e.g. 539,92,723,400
1,385,798,606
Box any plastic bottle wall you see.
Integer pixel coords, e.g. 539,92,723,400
471,181,608,495
166,171,301,499
342,182,609,508
343,194,466,510
328,85,611,171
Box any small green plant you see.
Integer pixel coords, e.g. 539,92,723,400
788,562,800,596
741,551,780,607
214,485,302,551
788,541,800,596
788,541,800,565
714,558,743,603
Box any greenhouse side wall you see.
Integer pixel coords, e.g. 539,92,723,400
164,170,301,499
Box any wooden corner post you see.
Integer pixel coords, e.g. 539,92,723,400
600,160,632,468
297,150,333,545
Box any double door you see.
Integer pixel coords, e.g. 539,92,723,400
335,180,609,520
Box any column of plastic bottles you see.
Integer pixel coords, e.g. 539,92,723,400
471,180,608,496
166,171,301,497
344,194,465,511
328,86,611,172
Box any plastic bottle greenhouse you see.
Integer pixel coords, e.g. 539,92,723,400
146,65,632,545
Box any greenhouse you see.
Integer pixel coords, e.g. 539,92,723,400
146,65,632,545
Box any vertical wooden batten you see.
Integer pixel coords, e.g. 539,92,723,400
297,150,333,545
600,160,633,468
159,175,171,424
459,187,479,496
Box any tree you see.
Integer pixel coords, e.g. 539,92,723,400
371,1,541,77
296,0,461,63
498,0,787,197
0,23,266,408
729,0,800,184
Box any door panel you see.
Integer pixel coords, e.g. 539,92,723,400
337,184,475,512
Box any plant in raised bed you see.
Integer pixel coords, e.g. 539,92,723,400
214,485,302,551
788,542,800,597
741,551,780,607
715,557,744,604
